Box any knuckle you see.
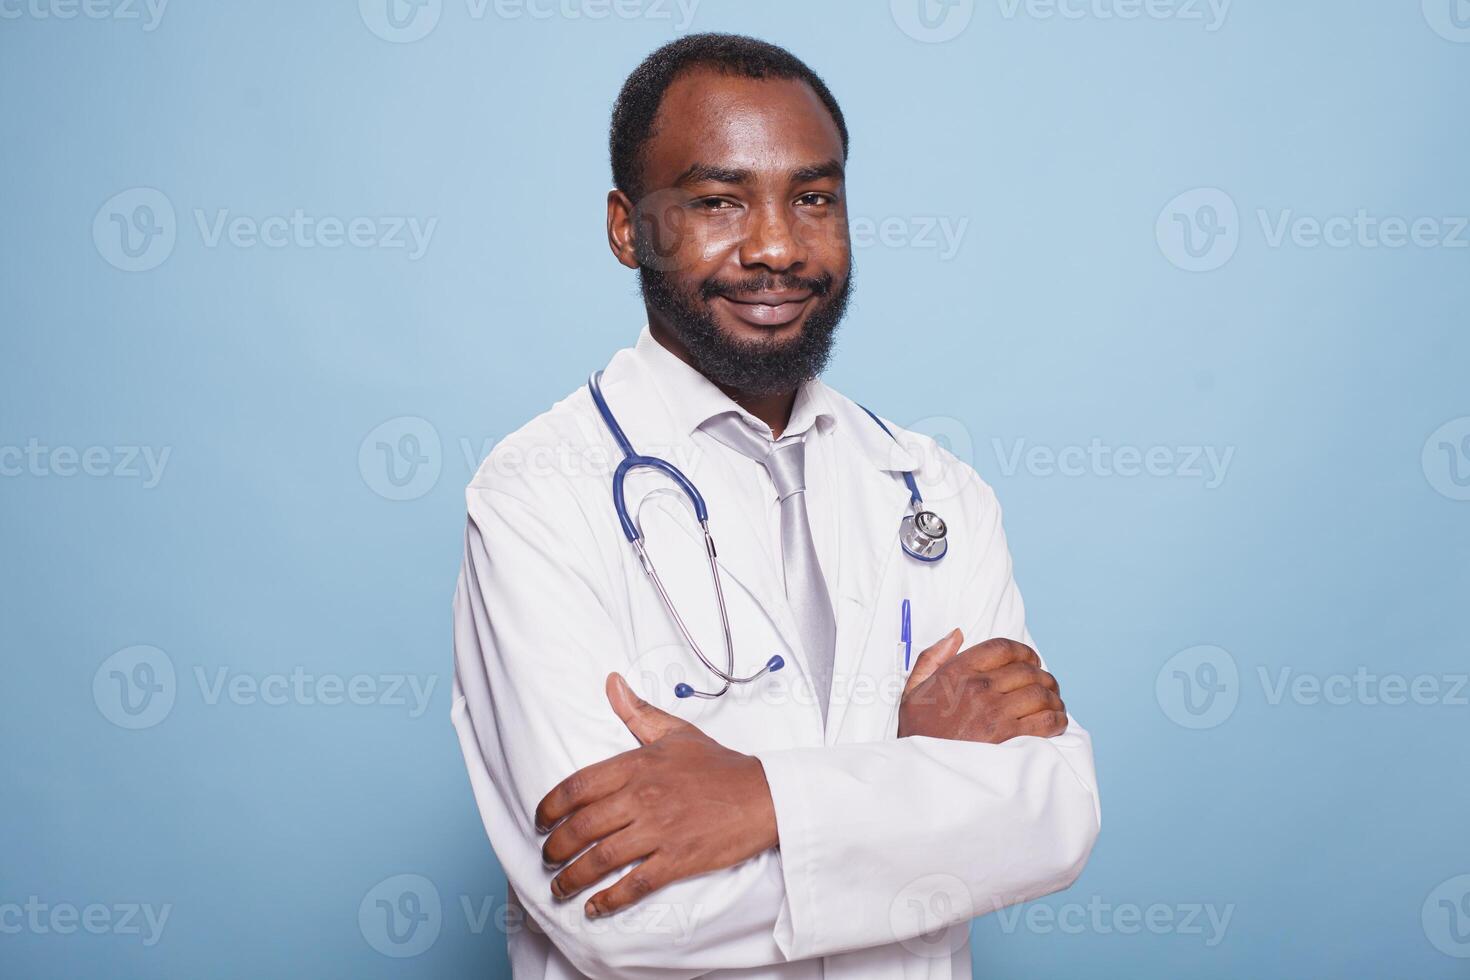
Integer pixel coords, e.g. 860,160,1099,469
588,844,614,874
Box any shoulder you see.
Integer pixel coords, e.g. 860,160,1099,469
465,382,610,508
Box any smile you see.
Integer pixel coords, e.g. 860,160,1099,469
714,293,813,327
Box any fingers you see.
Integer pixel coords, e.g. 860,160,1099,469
585,853,677,918
550,826,654,904
975,662,1058,696
1004,682,1066,720
536,754,635,834
542,794,634,867
1015,708,1069,738
903,628,964,696
606,672,687,745
955,637,1041,674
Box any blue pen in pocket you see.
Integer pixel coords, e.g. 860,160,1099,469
899,599,912,670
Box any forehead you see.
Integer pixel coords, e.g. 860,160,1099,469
642,69,845,184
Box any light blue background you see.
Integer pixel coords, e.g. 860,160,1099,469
3,1,1468,977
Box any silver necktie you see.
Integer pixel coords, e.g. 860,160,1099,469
701,413,838,725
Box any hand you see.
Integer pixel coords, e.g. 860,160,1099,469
898,630,1068,742
534,673,779,918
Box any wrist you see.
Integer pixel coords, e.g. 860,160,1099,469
747,754,780,851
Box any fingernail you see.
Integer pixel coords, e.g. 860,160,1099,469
585,900,601,918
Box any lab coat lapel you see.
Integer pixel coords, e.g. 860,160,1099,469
823,395,921,740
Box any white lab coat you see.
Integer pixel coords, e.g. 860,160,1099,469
451,330,1102,979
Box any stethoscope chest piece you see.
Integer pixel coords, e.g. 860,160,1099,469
899,508,948,562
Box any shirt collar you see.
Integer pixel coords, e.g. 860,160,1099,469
632,324,836,442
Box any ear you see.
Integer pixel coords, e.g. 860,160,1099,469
606,189,639,270
605,672,688,745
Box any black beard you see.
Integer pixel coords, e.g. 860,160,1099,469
635,252,854,397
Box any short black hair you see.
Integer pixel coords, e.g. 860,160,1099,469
609,32,850,202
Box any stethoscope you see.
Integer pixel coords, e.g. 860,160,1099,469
588,369,948,700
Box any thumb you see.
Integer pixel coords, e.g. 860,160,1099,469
903,628,964,698
606,672,688,745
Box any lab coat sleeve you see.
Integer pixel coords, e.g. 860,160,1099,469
451,473,797,980
751,476,1102,962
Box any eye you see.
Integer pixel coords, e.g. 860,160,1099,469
795,192,836,208
694,197,738,212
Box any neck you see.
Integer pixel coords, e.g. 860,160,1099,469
648,320,797,439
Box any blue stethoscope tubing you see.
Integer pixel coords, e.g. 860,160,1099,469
587,369,947,700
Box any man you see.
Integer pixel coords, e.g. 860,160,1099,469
451,33,1100,980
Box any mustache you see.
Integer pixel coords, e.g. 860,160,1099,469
699,272,834,302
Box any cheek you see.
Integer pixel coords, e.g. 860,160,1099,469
792,214,850,262
637,203,745,273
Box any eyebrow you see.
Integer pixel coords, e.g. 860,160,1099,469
672,158,845,189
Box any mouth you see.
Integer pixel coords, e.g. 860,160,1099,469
713,291,814,328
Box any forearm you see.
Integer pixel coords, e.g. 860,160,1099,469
453,684,795,979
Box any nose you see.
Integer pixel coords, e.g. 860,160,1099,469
738,200,807,272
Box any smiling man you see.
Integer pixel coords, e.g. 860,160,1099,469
451,33,1100,980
